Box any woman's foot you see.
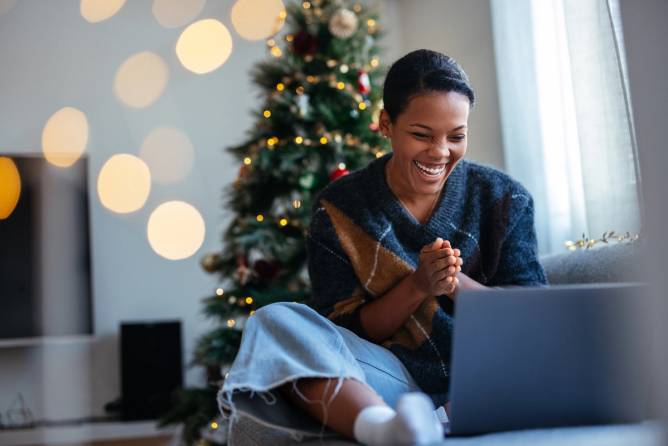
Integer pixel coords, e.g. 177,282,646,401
353,392,444,445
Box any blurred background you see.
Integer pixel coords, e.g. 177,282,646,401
0,0,665,445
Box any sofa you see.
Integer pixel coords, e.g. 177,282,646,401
226,242,665,445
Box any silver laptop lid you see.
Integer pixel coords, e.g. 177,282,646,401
448,283,649,436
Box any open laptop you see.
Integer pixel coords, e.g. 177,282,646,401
446,283,649,436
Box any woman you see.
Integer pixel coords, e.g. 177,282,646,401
220,49,547,445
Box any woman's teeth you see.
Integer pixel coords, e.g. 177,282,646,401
413,160,446,176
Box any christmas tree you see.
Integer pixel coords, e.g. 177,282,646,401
160,1,388,443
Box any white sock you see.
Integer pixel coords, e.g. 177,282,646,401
353,405,396,446
435,405,450,429
353,392,444,446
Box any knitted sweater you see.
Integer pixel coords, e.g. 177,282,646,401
306,153,547,405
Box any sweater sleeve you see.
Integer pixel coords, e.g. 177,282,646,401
488,193,548,287
306,205,371,339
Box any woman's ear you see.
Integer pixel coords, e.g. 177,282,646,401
378,109,392,138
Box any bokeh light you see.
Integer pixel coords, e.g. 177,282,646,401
80,0,126,23
231,0,285,41
41,107,89,168
176,19,233,74
114,51,169,108
139,127,194,185
0,157,21,220
97,154,151,214
152,0,206,28
147,201,205,260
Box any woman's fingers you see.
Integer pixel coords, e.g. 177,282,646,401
431,269,449,282
440,265,457,275
421,238,444,254
431,258,445,270
432,273,460,296
423,250,449,263
431,256,459,271
421,239,456,254
420,241,463,295
423,246,462,265
445,276,459,290
449,277,460,293
437,279,458,296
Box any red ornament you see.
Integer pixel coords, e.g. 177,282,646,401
292,31,318,56
253,259,281,282
368,122,379,132
357,70,371,95
329,166,350,181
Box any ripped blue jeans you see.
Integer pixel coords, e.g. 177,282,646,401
218,302,422,444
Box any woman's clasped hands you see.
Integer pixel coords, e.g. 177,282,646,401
411,237,463,299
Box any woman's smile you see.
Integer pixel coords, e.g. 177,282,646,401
413,159,448,180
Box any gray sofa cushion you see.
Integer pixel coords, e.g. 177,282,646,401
540,242,641,285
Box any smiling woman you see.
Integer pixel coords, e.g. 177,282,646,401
219,49,547,446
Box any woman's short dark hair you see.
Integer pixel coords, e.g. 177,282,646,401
382,49,475,122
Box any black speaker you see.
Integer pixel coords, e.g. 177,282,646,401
120,320,183,421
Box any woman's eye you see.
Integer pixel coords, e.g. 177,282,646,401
411,133,429,139
449,135,466,142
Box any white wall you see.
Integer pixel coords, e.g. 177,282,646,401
0,0,504,421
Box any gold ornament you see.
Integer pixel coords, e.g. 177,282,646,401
328,9,358,39
200,252,221,273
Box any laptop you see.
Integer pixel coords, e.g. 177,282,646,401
446,283,649,436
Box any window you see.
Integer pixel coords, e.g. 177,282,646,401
491,0,641,254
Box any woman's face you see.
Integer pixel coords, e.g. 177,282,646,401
380,91,470,197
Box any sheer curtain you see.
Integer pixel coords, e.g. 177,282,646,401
491,0,641,254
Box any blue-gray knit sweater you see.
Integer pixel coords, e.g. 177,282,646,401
306,153,547,405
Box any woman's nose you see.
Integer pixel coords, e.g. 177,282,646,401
428,139,450,157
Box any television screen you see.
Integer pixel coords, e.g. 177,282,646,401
0,155,92,340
